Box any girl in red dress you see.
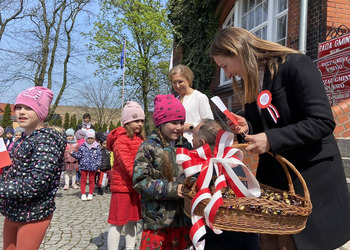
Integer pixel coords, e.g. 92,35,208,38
107,101,145,250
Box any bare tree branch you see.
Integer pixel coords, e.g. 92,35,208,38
0,0,24,41
77,80,121,129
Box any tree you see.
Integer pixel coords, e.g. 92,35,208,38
109,120,116,131
70,114,77,129
102,123,107,132
116,120,121,128
85,0,172,133
93,122,99,131
0,0,92,116
0,0,25,41
47,0,91,120
63,112,70,130
77,119,82,126
168,0,220,94
0,104,13,129
75,80,121,133
53,115,63,127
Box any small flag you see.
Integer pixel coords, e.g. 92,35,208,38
169,49,173,71
120,43,125,70
98,172,108,187
211,96,239,126
0,138,12,169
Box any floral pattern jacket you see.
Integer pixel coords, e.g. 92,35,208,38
71,141,101,171
0,128,66,222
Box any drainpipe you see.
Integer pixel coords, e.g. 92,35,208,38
299,0,308,54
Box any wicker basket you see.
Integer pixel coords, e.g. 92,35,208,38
183,144,312,235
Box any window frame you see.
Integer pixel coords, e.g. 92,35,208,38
218,0,288,87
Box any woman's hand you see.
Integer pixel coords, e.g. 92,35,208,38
227,112,249,135
177,184,184,198
183,123,194,132
244,133,270,154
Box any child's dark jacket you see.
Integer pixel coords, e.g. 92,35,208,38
100,148,111,172
0,128,66,222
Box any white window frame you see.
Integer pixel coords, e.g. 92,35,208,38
218,0,288,87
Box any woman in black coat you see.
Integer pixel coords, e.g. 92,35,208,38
210,27,350,250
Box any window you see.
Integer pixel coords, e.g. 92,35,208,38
219,0,288,86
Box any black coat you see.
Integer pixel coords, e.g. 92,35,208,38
75,123,95,132
243,53,350,249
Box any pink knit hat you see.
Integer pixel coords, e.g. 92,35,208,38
153,94,186,127
122,101,145,125
75,129,86,140
14,86,54,122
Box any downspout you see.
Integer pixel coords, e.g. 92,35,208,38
299,0,308,54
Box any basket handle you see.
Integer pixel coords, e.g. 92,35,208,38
272,153,311,202
232,143,311,202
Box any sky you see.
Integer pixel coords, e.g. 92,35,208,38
0,1,102,106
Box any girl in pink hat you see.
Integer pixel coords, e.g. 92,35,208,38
107,101,145,250
133,94,193,250
0,86,66,250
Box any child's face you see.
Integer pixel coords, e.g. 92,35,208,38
86,137,95,144
6,132,13,139
67,135,74,141
15,104,41,133
128,120,144,134
14,132,22,140
160,120,184,141
101,141,107,149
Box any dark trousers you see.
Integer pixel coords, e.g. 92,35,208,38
202,227,259,250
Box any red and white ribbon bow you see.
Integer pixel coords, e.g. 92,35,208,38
176,130,260,250
257,90,280,123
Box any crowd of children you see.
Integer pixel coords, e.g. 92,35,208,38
0,90,204,250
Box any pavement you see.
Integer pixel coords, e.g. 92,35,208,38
0,184,349,250
0,185,142,250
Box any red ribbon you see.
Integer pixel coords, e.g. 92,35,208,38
176,130,261,250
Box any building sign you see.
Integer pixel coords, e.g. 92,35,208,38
318,33,350,105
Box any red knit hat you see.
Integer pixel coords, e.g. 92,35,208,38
153,94,186,127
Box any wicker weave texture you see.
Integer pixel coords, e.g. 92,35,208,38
183,145,312,235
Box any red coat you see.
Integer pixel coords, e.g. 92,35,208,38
107,127,143,193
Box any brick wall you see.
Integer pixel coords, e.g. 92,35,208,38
332,98,350,138
306,0,328,60
327,0,350,32
286,0,300,50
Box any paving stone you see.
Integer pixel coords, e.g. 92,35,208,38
0,185,142,249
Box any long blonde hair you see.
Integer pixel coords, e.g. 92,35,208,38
210,27,300,103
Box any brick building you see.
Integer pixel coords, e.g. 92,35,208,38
210,0,350,113
207,0,350,171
